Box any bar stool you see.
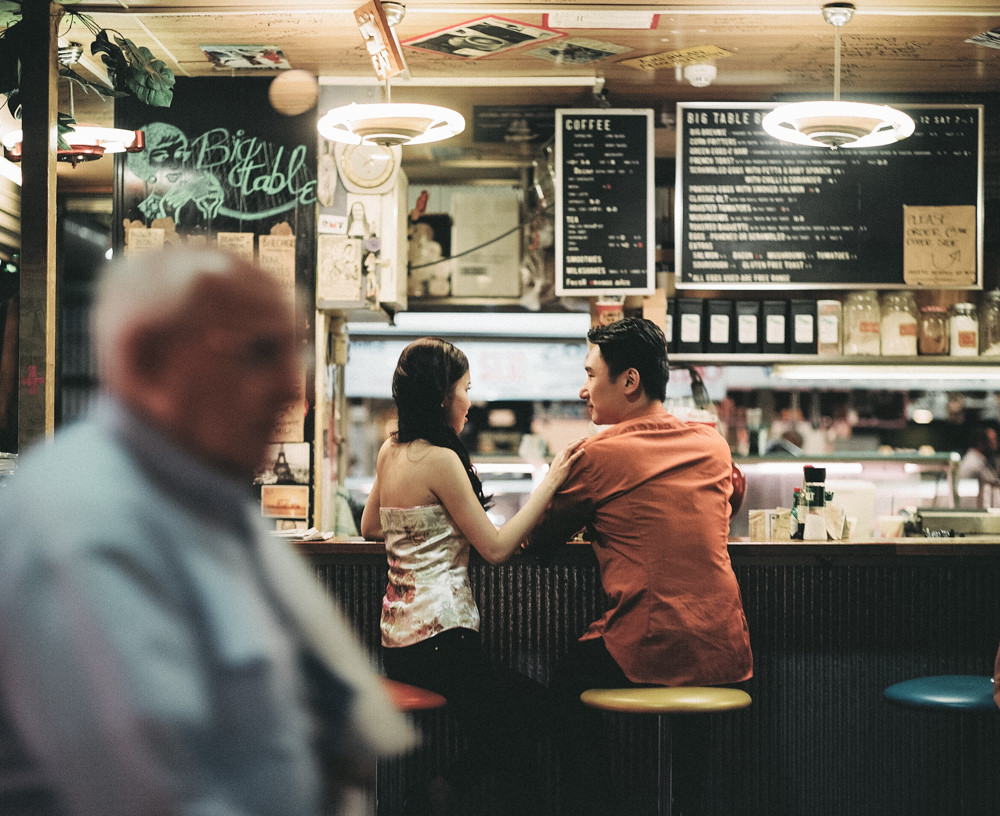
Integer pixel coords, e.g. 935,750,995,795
382,678,448,712
883,675,996,712
580,686,752,816
883,674,997,814
371,680,448,816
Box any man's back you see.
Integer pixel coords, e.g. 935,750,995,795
532,406,752,686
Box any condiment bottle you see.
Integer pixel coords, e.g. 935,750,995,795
980,290,1000,356
789,487,803,540
918,305,949,355
843,290,880,355
802,466,827,541
949,302,979,357
879,292,918,356
816,299,842,357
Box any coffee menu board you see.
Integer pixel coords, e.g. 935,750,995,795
675,103,983,290
555,108,655,296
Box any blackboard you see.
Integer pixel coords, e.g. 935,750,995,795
114,77,317,297
675,103,983,290
555,108,655,296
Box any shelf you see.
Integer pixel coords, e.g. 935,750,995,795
671,354,1000,366
669,355,1000,384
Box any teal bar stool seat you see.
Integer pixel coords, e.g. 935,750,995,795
883,675,997,712
580,686,752,816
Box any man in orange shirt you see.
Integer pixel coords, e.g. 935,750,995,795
530,316,752,815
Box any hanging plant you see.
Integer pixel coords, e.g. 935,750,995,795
0,1,174,126
70,12,174,108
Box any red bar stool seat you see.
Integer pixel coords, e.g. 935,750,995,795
370,679,448,816
580,686,752,816
382,678,448,712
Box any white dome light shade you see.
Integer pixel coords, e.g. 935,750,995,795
2,125,145,164
317,102,465,147
761,100,915,149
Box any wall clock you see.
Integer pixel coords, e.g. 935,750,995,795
334,142,401,194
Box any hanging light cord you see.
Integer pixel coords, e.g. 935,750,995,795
832,20,841,102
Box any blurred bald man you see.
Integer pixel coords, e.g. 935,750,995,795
0,247,413,816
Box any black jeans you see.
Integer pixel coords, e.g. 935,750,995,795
382,628,560,815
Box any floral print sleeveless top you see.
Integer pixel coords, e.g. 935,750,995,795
380,504,480,648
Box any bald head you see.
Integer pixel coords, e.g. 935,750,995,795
92,247,304,478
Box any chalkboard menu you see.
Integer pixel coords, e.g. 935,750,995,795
555,109,654,296
676,103,983,290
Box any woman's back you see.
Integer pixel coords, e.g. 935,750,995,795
380,503,479,647
373,438,451,508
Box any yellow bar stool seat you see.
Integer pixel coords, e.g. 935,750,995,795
580,686,752,816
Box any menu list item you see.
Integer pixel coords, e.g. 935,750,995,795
555,108,655,296
676,103,982,290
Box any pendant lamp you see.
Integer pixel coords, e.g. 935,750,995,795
317,2,464,147
1,43,145,167
762,3,914,149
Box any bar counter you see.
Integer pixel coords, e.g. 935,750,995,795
298,538,1000,816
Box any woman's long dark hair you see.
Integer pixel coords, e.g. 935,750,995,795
392,337,491,509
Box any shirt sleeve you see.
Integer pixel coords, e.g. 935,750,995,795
528,457,596,558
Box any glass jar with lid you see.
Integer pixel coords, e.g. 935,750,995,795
918,305,949,355
843,290,881,355
949,302,979,357
880,291,918,356
980,290,1000,356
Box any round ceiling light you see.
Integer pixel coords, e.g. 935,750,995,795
761,100,915,149
317,102,466,147
762,3,914,150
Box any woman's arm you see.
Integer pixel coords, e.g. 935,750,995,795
431,438,584,564
360,444,386,540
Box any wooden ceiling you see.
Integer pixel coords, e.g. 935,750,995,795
37,1,1000,189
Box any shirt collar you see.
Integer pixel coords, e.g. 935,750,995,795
95,394,257,535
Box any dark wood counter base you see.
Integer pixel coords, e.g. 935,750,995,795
303,541,1000,816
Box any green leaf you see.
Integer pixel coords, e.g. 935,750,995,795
56,111,77,152
0,18,24,95
0,1,22,27
90,30,129,93
110,35,175,107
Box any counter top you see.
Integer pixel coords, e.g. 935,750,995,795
290,536,1000,557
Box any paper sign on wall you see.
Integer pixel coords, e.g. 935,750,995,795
902,205,977,287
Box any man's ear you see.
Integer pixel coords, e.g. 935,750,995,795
623,367,641,393
108,325,173,415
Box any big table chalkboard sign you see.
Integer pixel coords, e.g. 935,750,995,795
676,103,983,290
555,108,655,296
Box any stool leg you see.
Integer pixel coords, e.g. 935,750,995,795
657,714,673,816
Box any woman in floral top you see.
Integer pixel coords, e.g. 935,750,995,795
361,337,583,815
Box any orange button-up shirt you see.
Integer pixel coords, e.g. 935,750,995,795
532,406,752,686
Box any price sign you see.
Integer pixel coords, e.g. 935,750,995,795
555,109,655,296
675,103,982,290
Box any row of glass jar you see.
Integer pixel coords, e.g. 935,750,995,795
840,289,1000,357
